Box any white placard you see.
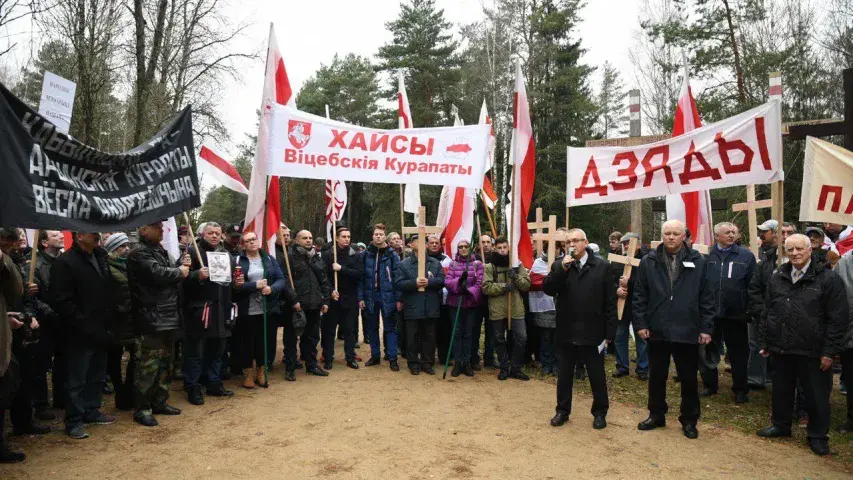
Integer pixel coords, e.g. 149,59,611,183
206,251,231,284
38,71,76,134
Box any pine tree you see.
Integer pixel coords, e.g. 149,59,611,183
596,61,629,139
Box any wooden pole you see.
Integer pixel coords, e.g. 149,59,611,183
507,165,518,331
182,212,205,266
771,180,785,266
27,229,39,284
480,194,498,238
565,206,570,230
277,230,295,287
745,185,760,259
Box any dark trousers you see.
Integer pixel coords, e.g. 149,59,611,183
700,317,749,394
9,348,38,429
437,306,452,364
397,311,407,356
406,317,437,369
324,303,358,362
451,308,476,364
299,309,322,369
539,328,558,372
841,349,853,426
556,344,609,417
281,311,299,369
237,314,276,369
471,305,495,366
64,341,107,429
770,354,832,440
52,337,68,409
182,336,226,389
106,343,137,408
492,318,527,372
648,340,700,426
32,333,54,411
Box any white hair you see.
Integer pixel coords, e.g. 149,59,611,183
567,228,587,241
714,222,735,235
785,233,810,250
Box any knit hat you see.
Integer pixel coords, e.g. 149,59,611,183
104,233,129,253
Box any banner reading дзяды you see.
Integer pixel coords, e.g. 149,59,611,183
0,82,200,231
267,105,490,189
566,101,784,207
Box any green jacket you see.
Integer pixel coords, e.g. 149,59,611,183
482,263,530,320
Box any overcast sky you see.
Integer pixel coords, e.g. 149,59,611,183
0,0,641,156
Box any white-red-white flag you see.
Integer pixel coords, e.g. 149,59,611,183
325,179,348,241
478,100,498,209
665,54,713,245
161,217,181,263
434,108,476,257
398,72,421,224
243,24,292,257
508,62,536,269
199,145,248,195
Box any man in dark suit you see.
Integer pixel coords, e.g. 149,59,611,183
543,229,617,430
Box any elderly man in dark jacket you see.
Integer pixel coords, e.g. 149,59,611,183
699,222,757,403
633,220,715,440
289,230,331,377
396,235,445,375
182,222,240,403
48,232,117,439
544,230,617,430
323,227,364,370
358,224,401,370
756,234,849,456
127,222,194,426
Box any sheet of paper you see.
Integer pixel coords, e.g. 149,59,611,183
206,251,231,284
598,340,607,354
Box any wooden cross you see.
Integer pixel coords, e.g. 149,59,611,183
402,206,443,292
607,237,640,320
529,212,566,265
732,184,773,259
527,208,551,260
651,225,711,255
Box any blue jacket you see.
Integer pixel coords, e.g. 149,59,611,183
706,244,756,321
235,251,288,317
357,244,401,317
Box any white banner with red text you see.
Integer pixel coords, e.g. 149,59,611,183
799,136,853,225
267,105,490,189
566,101,783,206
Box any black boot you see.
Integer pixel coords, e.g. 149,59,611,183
451,362,463,377
187,385,205,406
464,362,474,377
0,444,26,463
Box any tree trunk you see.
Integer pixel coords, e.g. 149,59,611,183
722,0,746,105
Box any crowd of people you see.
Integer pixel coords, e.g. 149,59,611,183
0,216,851,463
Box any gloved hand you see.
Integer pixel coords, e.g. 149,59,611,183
460,279,469,293
505,283,517,293
459,269,469,282
508,267,518,280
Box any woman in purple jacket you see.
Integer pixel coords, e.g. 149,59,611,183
445,240,484,377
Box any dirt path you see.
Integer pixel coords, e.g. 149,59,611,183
3,344,851,479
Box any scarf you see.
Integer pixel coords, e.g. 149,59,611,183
490,252,510,268
296,246,316,259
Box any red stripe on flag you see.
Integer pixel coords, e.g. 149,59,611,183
517,139,536,268
275,59,293,105
397,93,410,128
199,146,246,187
62,231,73,250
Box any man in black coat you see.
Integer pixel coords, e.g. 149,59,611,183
632,220,715,439
699,222,757,402
126,222,196,427
322,227,363,370
543,230,617,430
48,232,117,439
756,234,849,456
28,230,63,420
182,222,237,405
289,230,331,377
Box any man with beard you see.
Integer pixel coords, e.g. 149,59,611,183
358,224,402,370
396,234,445,375
322,227,363,369
756,234,848,456
182,223,237,404
29,230,64,420
127,222,197,425
472,235,496,369
482,237,531,381
48,231,117,439
428,235,453,364
289,230,331,377
633,220,715,439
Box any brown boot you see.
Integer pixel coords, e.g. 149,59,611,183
255,366,268,388
242,369,255,389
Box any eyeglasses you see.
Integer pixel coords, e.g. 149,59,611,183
458,245,470,249
566,239,586,244
242,238,258,244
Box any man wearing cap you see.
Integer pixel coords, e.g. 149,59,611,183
757,220,779,262
224,223,243,256
699,222,757,403
48,231,117,439
613,232,649,380
127,223,194,427
756,234,849,456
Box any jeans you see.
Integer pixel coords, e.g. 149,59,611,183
182,336,226,390
614,321,648,374
299,309,322,369
450,307,476,364
648,340,700,426
65,341,107,429
366,303,398,360
539,328,558,373
471,305,495,366
492,318,527,372
747,321,768,386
